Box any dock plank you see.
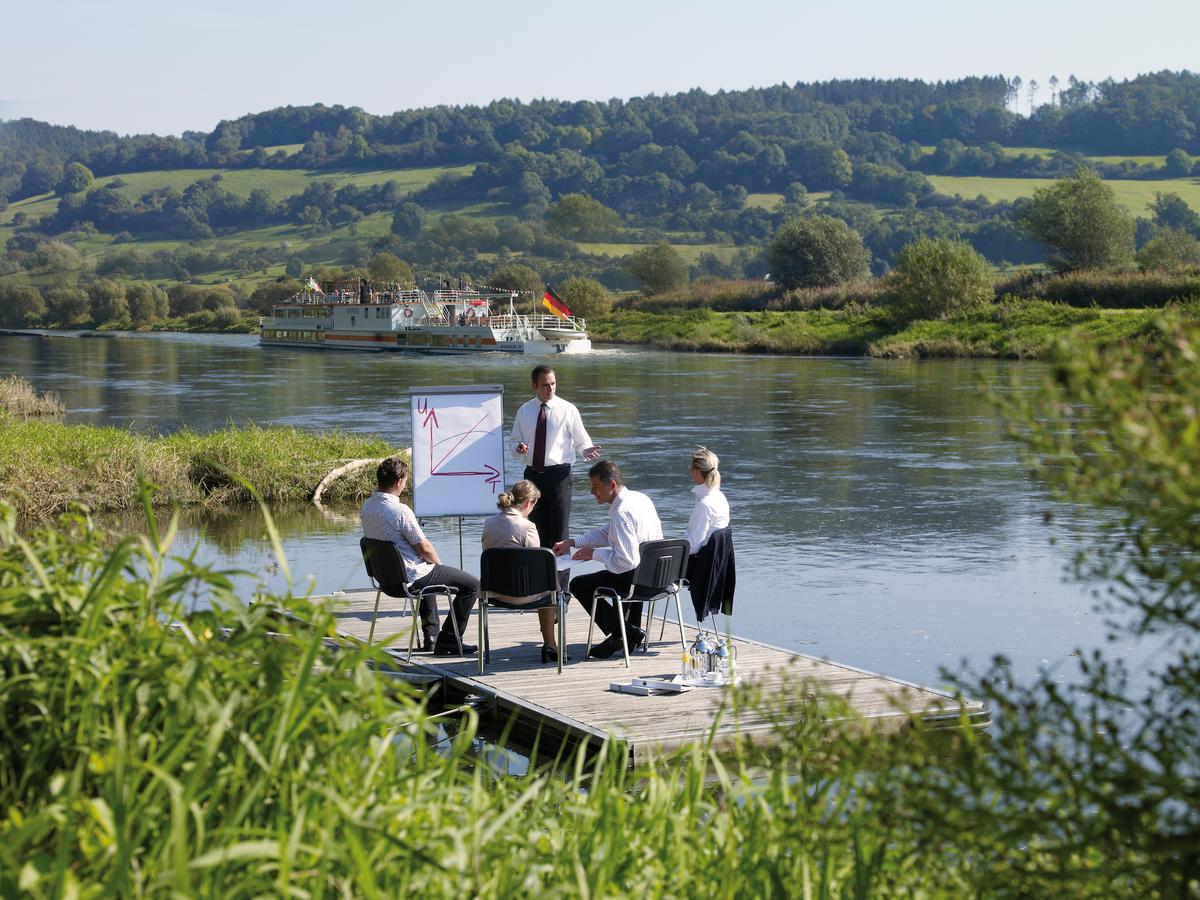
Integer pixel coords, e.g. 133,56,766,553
324,590,987,762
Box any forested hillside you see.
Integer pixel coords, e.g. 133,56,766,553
2,70,1199,325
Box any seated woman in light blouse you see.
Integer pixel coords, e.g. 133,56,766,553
480,480,562,663
685,447,730,553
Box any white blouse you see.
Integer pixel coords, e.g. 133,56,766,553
685,484,730,554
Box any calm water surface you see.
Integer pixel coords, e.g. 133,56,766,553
3,331,1135,689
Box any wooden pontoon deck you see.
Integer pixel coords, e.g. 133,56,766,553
327,589,989,763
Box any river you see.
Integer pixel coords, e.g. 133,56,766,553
3,330,1135,690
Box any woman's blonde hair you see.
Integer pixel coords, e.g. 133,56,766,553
690,446,721,490
496,479,541,511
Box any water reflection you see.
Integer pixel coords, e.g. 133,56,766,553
4,332,1116,686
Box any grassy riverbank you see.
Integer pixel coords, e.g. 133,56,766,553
591,300,1175,357
0,415,398,518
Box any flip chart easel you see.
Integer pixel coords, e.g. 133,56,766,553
409,385,505,566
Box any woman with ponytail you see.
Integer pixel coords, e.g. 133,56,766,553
481,479,563,662
685,446,729,554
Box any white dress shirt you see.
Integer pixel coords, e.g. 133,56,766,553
511,395,594,466
685,484,730,553
575,487,663,574
360,491,434,582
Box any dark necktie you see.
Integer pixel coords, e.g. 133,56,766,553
532,403,548,470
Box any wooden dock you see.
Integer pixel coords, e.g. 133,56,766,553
327,589,989,763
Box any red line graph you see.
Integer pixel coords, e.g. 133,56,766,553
418,399,501,491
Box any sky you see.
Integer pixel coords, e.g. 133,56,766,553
3,0,1199,137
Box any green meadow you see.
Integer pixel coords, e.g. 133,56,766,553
927,173,1200,214
0,163,474,231
920,145,1168,166
575,241,740,263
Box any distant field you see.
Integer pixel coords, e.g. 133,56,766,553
746,193,781,210
576,242,739,263
920,145,1167,167
746,192,832,210
0,164,474,228
927,174,1200,214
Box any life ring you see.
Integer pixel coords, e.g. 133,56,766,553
403,307,413,318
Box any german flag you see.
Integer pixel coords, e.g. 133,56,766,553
542,286,571,320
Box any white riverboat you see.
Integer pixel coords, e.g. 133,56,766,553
259,278,591,354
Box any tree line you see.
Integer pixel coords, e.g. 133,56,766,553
4,72,1200,208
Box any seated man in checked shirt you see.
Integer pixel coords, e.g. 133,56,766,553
554,460,663,659
360,457,478,656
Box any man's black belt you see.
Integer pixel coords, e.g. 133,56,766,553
526,462,571,475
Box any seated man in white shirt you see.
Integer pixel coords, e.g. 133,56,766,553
554,460,663,659
360,456,478,656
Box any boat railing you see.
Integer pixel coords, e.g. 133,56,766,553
528,313,588,333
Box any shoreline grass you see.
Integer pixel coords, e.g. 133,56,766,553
0,375,65,417
591,300,1177,358
0,419,401,519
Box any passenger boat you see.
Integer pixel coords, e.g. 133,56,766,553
259,278,591,354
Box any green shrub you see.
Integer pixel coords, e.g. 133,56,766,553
886,238,994,321
765,215,870,290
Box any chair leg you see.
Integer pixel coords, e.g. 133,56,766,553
642,600,656,653
406,593,417,662
673,591,687,650
585,599,598,659
557,593,565,675
478,602,487,675
618,610,631,668
368,588,382,646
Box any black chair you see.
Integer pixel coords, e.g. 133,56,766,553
359,538,461,660
478,547,567,674
587,538,689,668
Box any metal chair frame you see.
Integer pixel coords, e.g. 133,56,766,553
586,538,689,668
359,537,461,661
478,547,567,674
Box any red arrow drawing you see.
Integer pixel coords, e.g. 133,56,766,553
419,403,500,492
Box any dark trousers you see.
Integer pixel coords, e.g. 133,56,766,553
570,568,639,639
410,564,479,648
525,463,572,548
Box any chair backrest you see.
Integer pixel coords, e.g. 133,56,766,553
480,546,558,599
631,538,690,596
360,537,409,596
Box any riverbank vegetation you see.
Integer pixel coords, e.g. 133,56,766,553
2,313,1196,894
0,374,64,417
0,412,397,518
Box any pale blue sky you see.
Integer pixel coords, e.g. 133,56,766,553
3,0,1197,136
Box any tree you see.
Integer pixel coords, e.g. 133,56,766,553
0,282,46,327
1135,228,1200,271
87,279,128,326
487,264,542,302
887,238,994,321
43,285,90,326
765,215,871,290
249,279,302,315
557,277,612,319
545,194,621,240
623,242,688,294
1151,192,1200,234
1164,148,1193,177
125,283,169,325
368,253,414,285
56,162,94,196
285,257,304,278
1016,167,1135,271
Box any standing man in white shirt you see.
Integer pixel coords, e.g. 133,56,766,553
554,460,663,659
511,365,601,553
360,457,479,656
